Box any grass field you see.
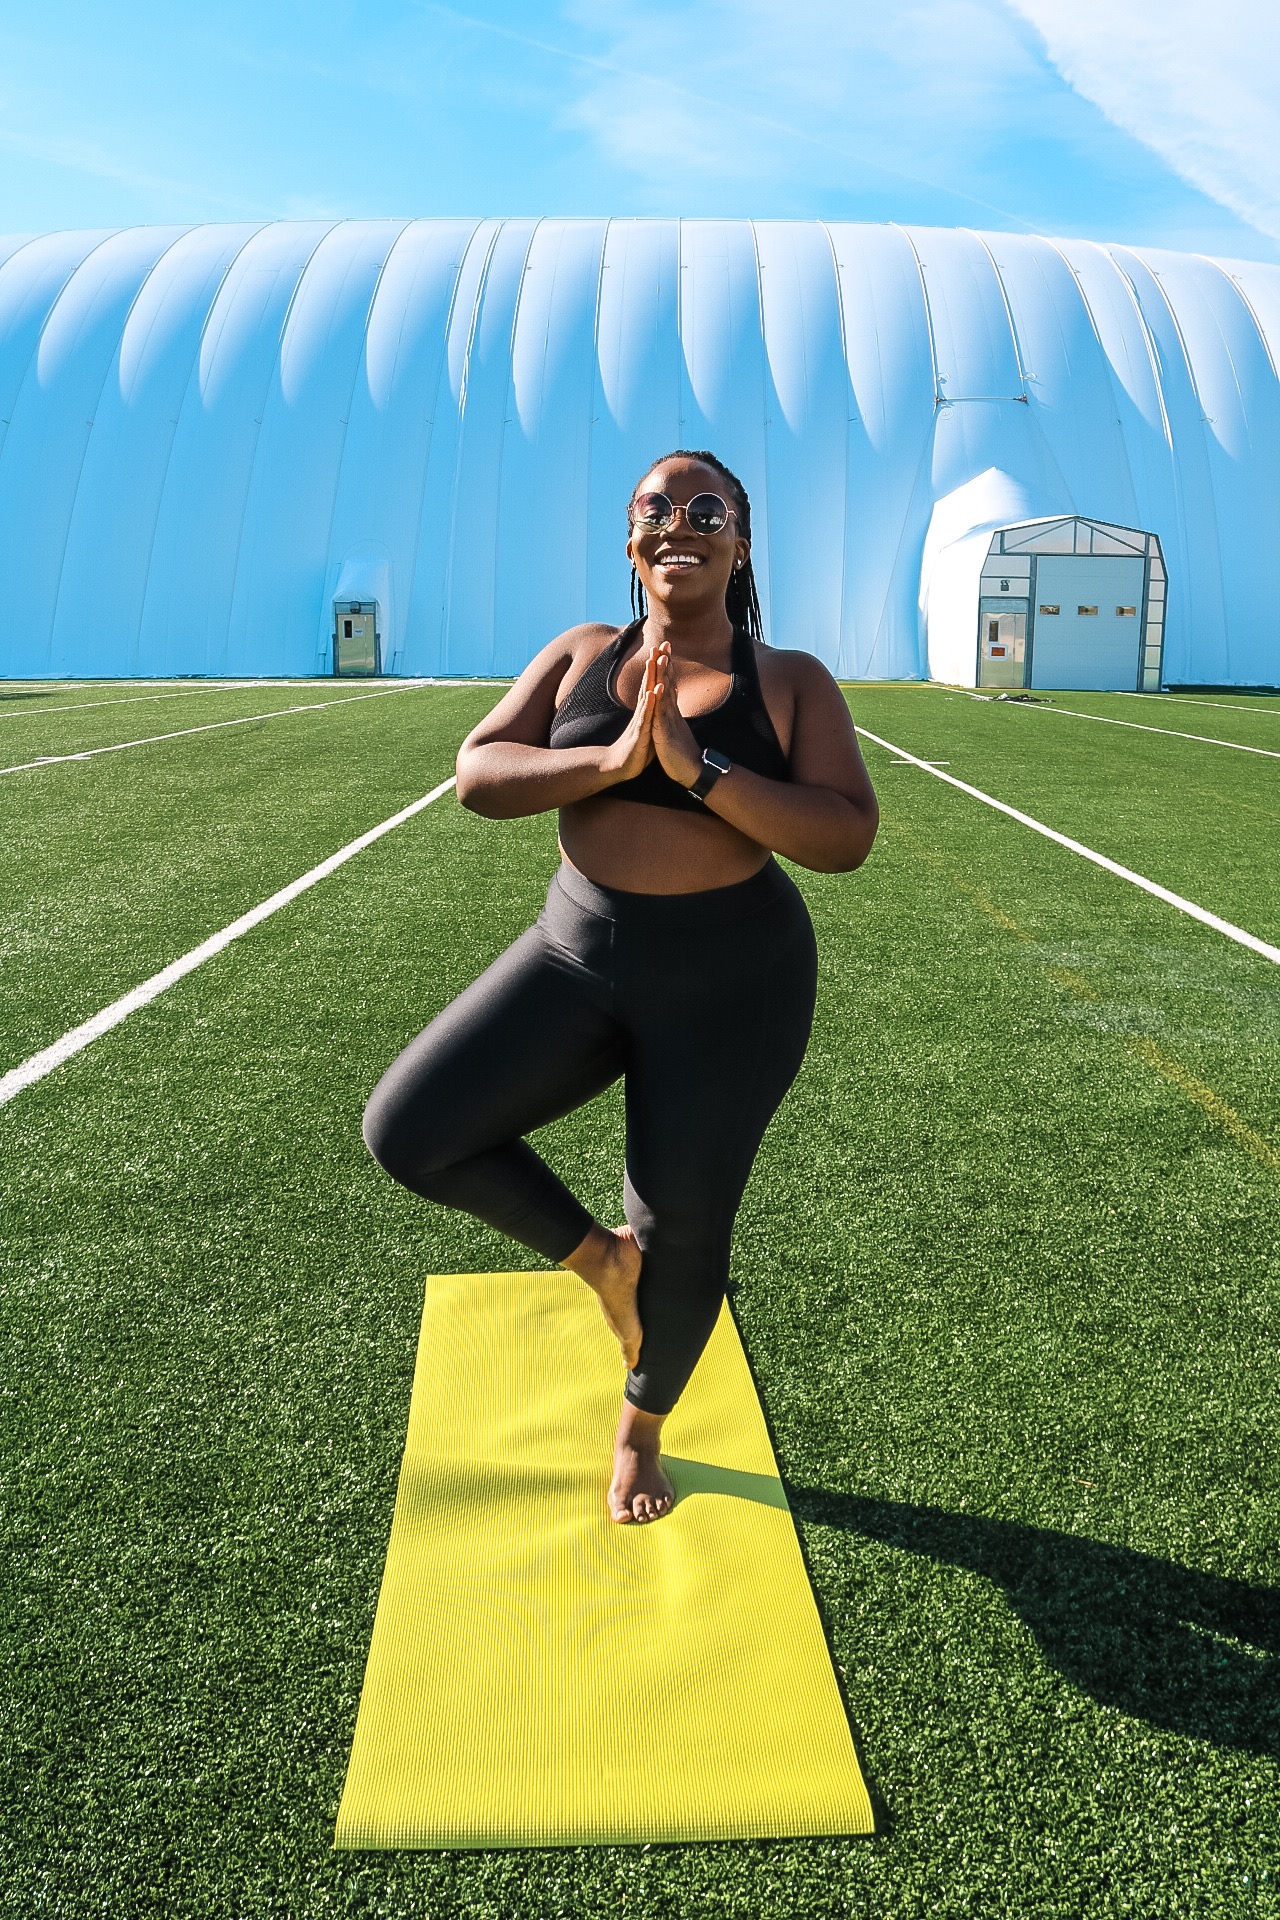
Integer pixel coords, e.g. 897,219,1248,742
2,675,1278,1919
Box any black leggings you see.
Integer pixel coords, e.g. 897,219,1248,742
362,858,818,1415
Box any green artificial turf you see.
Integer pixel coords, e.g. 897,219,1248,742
0,681,413,763
0,683,496,1065
1140,692,1280,718
854,686,1280,943
1,684,1277,1918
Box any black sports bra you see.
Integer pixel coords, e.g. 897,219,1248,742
548,621,790,811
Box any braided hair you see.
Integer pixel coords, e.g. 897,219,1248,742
628,449,766,645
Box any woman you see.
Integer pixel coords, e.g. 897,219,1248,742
363,450,879,1523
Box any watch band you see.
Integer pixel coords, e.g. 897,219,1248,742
689,748,732,801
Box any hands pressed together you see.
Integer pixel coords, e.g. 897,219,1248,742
457,620,879,873
601,641,703,792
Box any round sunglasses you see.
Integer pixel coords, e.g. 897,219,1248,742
628,491,738,536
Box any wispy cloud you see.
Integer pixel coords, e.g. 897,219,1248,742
0,122,269,220
0,0,1272,247
1007,0,1280,244
559,0,1089,222
557,0,1279,249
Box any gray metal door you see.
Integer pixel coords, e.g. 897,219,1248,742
1030,557,1145,689
977,603,1028,688
335,607,379,676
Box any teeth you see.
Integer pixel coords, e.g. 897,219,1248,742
659,555,701,565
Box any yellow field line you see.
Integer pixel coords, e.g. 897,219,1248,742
1125,1037,1280,1175
884,820,1280,1179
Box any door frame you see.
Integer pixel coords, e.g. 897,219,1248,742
333,601,382,677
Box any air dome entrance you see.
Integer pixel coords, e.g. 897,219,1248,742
978,518,1166,692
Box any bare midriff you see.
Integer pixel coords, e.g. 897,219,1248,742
557,796,770,894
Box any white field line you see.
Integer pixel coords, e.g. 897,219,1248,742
0,682,434,775
0,681,202,698
1115,691,1280,720
2,676,508,709
0,684,251,721
3,676,510,694
1016,701,1280,759
857,727,1280,968
3,678,377,689
1,677,511,728
0,776,457,1108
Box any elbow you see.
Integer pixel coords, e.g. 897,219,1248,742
794,843,871,875
842,826,879,873
815,804,880,874
454,745,478,810
848,799,880,869
454,763,523,820
454,751,496,816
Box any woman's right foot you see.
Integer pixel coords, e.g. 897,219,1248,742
562,1223,643,1369
609,1402,674,1523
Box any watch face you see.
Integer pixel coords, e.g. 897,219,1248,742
704,750,731,774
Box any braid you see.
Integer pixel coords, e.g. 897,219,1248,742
627,449,766,645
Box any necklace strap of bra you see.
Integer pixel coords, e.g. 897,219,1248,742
731,620,755,681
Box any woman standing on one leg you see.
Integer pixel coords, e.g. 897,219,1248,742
363,450,879,1523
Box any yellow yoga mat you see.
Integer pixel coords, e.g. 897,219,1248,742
334,1270,873,1849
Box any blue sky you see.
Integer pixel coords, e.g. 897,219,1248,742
0,0,1276,258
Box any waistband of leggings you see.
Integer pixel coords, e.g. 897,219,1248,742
551,856,801,930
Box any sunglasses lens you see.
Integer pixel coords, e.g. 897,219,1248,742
632,491,673,529
686,493,729,534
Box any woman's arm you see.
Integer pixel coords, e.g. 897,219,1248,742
456,627,658,819
650,648,879,872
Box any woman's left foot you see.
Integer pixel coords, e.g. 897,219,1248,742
609,1404,674,1524
562,1222,643,1368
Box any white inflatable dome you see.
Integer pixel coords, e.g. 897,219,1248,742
0,218,1276,685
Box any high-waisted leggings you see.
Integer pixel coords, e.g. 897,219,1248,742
362,857,818,1415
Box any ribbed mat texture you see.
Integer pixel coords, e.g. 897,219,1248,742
334,1270,873,1848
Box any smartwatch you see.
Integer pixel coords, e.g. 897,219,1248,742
689,747,732,801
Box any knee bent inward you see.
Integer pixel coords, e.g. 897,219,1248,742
362,1095,451,1188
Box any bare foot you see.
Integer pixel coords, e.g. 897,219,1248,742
608,1402,675,1524
562,1223,643,1369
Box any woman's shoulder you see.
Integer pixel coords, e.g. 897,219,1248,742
557,619,630,657
755,644,844,705
550,620,632,702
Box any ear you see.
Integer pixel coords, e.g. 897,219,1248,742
735,537,750,571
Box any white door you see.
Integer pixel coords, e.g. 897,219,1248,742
335,610,379,675
977,606,1027,688
1030,557,1145,690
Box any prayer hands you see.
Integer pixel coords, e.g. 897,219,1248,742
600,644,660,785
598,640,703,792
649,642,703,790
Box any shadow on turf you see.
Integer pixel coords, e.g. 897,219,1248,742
669,1459,1279,1758
779,1484,1280,1759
